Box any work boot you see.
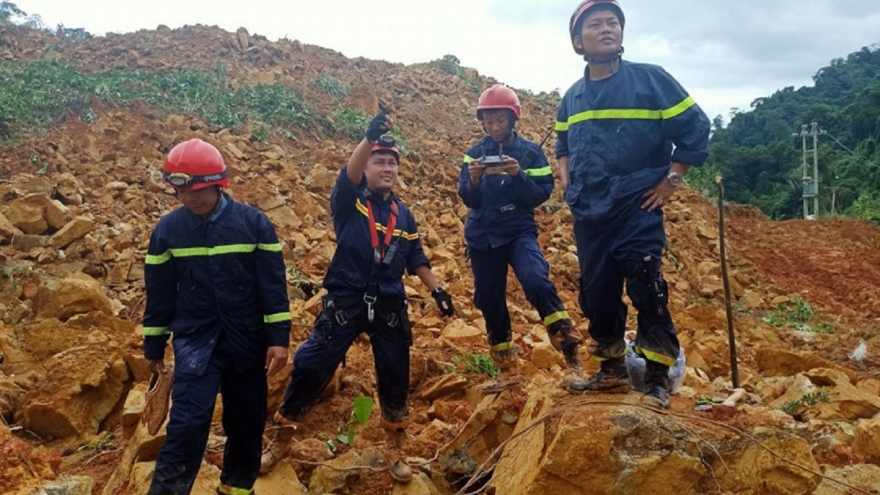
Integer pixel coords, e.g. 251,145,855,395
568,357,630,393
259,411,303,474
482,342,520,394
389,460,413,483
560,342,584,388
642,360,671,409
547,319,585,352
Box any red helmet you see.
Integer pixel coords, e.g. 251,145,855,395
569,0,626,55
162,138,230,190
371,135,400,162
477,84,521,120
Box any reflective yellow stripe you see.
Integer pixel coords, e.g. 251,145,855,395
145,252,172,265
660,96,696,119
170,244,257,257
264,312,291,324
463,155,475,164
636,347,677,366
561,96,696,128
490,341,514,352
542,311,570,326
257,243,282,252
355,199,368,216
524,166,552,177
143,326,170,336
217,483,253,495
355,203,419,241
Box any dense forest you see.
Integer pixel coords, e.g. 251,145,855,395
687,45,880,223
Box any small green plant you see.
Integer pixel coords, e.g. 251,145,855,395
761,296,825,331
330,108,370,140
77,431,115,451
781,389,831,415
464,354,497,377
336,395,374,446
317,73,348,98
317,432,337,453
0,262,30,292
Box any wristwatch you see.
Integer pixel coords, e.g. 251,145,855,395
667,171,682,187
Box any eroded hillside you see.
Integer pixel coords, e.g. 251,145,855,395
1,20,879,495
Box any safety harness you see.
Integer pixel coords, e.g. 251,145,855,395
364,198,399,322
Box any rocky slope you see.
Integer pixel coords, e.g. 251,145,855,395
1,20,879,495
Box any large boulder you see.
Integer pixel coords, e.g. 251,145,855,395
32,275,112,321
19,338,129,439
482,392,821,495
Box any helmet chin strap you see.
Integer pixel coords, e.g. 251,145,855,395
584,46,624,65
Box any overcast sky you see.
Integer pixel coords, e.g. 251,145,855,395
12,0,880,124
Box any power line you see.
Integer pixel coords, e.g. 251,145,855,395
822,130,880,169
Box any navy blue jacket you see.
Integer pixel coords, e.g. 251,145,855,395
555,60,710,224
458,134,553,251
142,194,291,374
322,169,430,299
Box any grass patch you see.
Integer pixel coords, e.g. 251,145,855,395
316,73,348,98
0,60,321,143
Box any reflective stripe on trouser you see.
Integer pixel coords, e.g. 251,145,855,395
279,302,410,423
217,483,254,495
573,208,680,364
146,349,266,495
470,235,569,346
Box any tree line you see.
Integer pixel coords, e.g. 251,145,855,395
686,45,880,223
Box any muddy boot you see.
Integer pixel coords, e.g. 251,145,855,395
260,411,302,474
482,342,520,395
560,342,584,388
547,319,585,352
389,460,413,483
642,360,671,409
568,357,630,393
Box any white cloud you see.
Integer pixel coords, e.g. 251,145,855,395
11,0,880,123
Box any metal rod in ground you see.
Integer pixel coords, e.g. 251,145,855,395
716,176,740,388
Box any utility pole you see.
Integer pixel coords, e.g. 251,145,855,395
793,122,824,220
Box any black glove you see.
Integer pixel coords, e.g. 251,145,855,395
431,287,455,318
365,110,389,142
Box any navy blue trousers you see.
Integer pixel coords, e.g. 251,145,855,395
279,299,411,422
147,347,266,495
470,234,568,346
573,208,680,364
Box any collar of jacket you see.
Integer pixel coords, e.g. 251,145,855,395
479,132,523,153
184,191,232,230
576,59,626,98
364,187,396,206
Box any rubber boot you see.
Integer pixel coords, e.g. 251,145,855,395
259,411,303,474
568,357,630,393
642,360,671,409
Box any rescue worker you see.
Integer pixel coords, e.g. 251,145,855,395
556,0,710,408
458,84,584,393
261,109,456,481
143,138,291,495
